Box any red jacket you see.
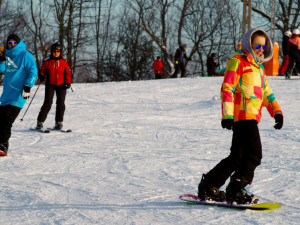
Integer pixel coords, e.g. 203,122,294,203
40,58,72,85
153,59,164,74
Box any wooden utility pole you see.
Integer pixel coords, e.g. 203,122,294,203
242,0,252,38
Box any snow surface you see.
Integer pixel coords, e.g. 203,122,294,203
0,77,299,224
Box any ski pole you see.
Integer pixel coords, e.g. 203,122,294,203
20,84,41,122
71,86,74,92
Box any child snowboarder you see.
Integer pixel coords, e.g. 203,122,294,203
36,43,72,130
0,34,38,156
197,28,283,204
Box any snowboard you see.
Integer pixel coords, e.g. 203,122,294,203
179,194,281,210
30,127,50,133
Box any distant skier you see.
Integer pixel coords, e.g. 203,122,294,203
36,43,72,130
285,29,300,79
197,28,283,204
153,56,164,79
171,44,191,78
206,53,219,76
0,34,38,156
278,31,292,76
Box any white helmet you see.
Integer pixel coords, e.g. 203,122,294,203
292,29,300,35
284,30,292,37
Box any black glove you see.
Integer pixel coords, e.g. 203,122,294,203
188,57,192,61
65,83,71,89
22,85,31,99
221,119,234,130
274,114,283,130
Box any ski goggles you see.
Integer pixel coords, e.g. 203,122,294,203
8,41,17,45
255,44,267,50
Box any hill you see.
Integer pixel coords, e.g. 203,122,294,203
0,77,299,224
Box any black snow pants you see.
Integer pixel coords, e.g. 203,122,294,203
0,105,21,146
205,120,262,188
286,45,300,75
173,63,186,78
37,84,66,123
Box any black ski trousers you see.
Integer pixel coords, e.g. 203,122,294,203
37,84,66,123
206,120,262,188
0,105,21,145
173,63,186,78
286,45,300,75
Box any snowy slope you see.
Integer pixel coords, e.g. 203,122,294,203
0,77,299,224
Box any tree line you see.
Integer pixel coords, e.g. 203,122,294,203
0,0,299,83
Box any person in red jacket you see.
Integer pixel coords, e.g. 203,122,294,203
278,30,292,76
153,56,164,79
285,29,300,79
36,43,72,130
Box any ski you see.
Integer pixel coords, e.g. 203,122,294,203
179,194,281,210
48,128,72,133
30,127,50,133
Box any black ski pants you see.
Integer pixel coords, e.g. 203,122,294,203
206,120,262,188
286,46,300,75
0,105,21,146
173,63,186,78
37,84,66,123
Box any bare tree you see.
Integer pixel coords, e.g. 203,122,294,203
251,0,300,34
95,0,114,82
127,0,177,76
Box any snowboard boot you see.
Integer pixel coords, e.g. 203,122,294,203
54,122,63,130
198,174,226,202
226,176,258,205
36,121,44,129
0,143,8,156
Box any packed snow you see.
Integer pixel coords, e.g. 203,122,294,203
0,76,299,224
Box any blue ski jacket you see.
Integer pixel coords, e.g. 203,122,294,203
0,40,38,108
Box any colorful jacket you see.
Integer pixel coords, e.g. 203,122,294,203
0,40,37,108
153,59,164,74
40,58,72,86
221,50,282,123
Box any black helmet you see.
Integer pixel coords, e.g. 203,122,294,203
51,42,62,52
211,53,216,58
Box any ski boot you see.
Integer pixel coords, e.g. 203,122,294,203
198,174,226,202
0,143,8,156
36,121,44,130
285,73,291,79
54,122,63,130
226,176,258,205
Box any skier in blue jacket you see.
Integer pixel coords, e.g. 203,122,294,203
0,34,38,156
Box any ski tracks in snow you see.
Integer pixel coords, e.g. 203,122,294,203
0,78,300,224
